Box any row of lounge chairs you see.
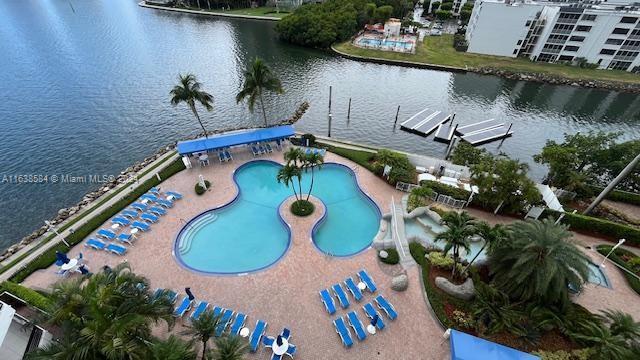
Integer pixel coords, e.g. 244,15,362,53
153,288,269,353
250,142,274,157
320,269,377,314
334,295,398,347
217,149,233,163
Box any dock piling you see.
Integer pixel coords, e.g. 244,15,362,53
394,105,400,125
347,98,351,119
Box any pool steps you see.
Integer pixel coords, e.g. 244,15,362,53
178,212,218,254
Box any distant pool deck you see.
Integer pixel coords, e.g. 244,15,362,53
353,34,417,54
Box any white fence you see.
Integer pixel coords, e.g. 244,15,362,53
396,181,420,192
435,194,468,209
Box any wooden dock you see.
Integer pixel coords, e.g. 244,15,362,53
455,118,502,136
461,124,513,145
400,108,453,137
434,123,456,143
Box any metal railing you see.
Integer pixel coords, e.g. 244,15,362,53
396,181,419,192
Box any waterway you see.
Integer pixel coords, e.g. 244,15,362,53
0,0,638,250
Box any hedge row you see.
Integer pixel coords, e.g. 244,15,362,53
323,145,377,173
542,209,640,247
419,180,470,201
588,186,640,206
0,281,52,311
10,158,186,283
596,245,640,296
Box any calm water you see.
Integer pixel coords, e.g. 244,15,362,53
0,0,638,251
176,161,380,274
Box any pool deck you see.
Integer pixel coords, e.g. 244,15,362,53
23,147,450,359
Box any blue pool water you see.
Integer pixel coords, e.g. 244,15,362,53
587,261,610,288
175,161,381,274
357,37,414,49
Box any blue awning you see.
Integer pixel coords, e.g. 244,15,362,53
177,125,295,155
450,330,540,360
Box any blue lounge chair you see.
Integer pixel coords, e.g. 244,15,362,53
347,311,367,341
344,277,363,302
173,296,192,317
258,144,267,154
117,233,134,245
263,336,275,347
215,309,234,337
333,317,353,348
166,191,183,200
319,289,336,315
249,320,267,352
85,238,106,250
224,149,232,161
97,229,116,240
282,328,291,341
121,209,139,219
148,206,167,216
374,295,398,320
112,216,131,226
358,269,377,293
229,313,247,335
286,344,297,357
271,353,282,360
212,306,223,319
140,194,159,203
153,289,178,304
251,145,261,156
265,143,274,153
218,151,226,163
131,202,148,212
363,303,385,330
190,301,209,320
149,187,161,195
156,199,173,208
107,243,127,255
332,284,350,309
141,213,159,223
131,221,150,232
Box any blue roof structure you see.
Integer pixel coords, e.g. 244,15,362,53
450,330,540,360
177,125,295,155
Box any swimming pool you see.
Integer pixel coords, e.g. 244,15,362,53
357,37,414,49
174,161,381,274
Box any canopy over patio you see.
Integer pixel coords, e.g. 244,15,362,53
450,330,540,360
177,125,295,155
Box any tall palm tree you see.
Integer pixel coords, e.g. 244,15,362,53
181,309,222,360
170,73,214,138
29,263,175,359
462,221,508,275
283,147,305,197
150,335,198,360
236,57,284,127
209,335,248,360
599,309,640,341
434,211,476,279
304,152,324,201
277,164,302,201
570,321,633,360
490,218,590,309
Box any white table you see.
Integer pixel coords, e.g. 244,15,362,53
239,327,250,338
357,281,367,291
61,258,78,271
272,338,289,356
130,228,139,236
367,324,377,335
167,195,175,201
111,223,120,230
140,198,150,204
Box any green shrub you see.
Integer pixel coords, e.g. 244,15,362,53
428,251,454,269
300,133,316,147
324,145,376,172
411,186,434,198
195,180,211,195
533,348,593,360
379,248,399,265
419,180,470,200
596,245,640,295
409,241,427,265
429,206,451,219
373,149,416,185
543,210,640,246
587,186,640,206
291,199,315,216
0,281,52,311
10,158,186,283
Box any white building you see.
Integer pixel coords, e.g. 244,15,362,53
384,18,402,37
465,0,640,71
0,293,53,359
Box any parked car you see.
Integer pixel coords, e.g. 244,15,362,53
430,29,442,36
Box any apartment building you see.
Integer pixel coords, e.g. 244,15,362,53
465,0,640,71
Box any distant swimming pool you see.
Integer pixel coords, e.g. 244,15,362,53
356,37,414,49
174,161,381,274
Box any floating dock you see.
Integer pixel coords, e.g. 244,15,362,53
461,124,513,145
434,123,456,143
455,118,503,136
400,108,453,137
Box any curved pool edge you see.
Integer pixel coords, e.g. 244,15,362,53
172,159,292,276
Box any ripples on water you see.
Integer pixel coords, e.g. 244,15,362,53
0,0,638,250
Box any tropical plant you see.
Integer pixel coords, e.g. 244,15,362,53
598,309,640,341
277,163,302,201
181,308,222,360
434,211,476,279
462,221,507,274
209,335,249,360
27,263,175,360
472,281,521,335
150,335,198,360
283,147,306,197
303,152,324,201
570,321,633,360
170,74,214,138
449,141,490,167
236,57,283,127
489,218,590,309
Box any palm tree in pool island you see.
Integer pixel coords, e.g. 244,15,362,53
304,151,325,201
170,73,214,138
277,163,302,201
236,57,284,127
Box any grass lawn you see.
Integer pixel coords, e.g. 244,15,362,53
334,35,640,84
206,6,290,19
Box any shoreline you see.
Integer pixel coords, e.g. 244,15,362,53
138,2,282,21
332,44,640,94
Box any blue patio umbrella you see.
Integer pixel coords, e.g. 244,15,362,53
55,251,70,265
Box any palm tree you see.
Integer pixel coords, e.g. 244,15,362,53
490,218,590,309
209,335,248,360
150,335,198,360
283,147,305,197
304,152,324,201
181,309,222,360
461,221,507,275
236,57,283,127
599,309,640,341
570,321,633,360
29,263,175,359
434,211,476,279
277,164,302,201
170,73,214,138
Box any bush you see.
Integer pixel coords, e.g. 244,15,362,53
543,210,640,246
439,2,452,11
435,10,452,20
195,180,211,195
300,133,316,147
596,245,640,295
533,349,593,360
373,149,416,185
0,281,52,311
587,185,640,206
379,248,399,265
291,199,315,216
419,180,470,200
428,251,454,269
324,145,376,173
10,158,186,283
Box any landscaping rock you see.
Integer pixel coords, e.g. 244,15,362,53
391,273,409,292
379,250,389,259
435,277,475,301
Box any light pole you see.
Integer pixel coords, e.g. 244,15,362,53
45,220,70,248
600,238,625,267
